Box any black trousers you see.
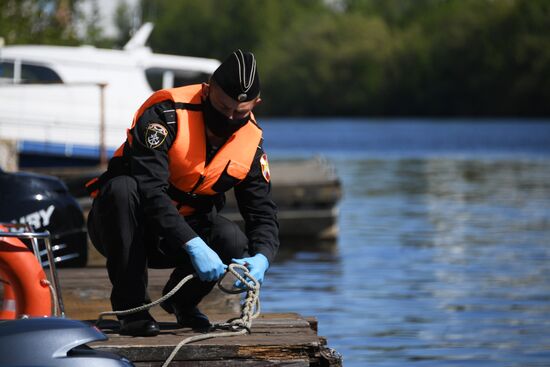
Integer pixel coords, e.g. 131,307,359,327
87,175,248,313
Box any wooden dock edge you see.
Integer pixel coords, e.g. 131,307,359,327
57,269,343,366
91,313,342,366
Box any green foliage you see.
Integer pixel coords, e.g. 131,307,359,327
79,0,104,46
0,0,128,49
345,0,444,26
0,0,80,45
153,0,546,116
2,0,549,116
141,0,327,60
387,0,550,116
261,12,395,115
114,0,134,48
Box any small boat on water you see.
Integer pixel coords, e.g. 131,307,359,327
0,23,220,166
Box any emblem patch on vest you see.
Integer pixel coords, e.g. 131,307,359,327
260,153,271,182
145,122,168,149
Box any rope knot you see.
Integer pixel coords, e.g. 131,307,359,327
217,263,261,332
96,263,261,367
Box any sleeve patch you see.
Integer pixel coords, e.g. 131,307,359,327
260,153,271,182
145,122,168,149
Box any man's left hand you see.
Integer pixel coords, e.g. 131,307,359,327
232,253,269,289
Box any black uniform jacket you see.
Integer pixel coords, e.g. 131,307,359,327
104,100,279,263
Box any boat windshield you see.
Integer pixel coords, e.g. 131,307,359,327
0,61,63,84
145,67,210,91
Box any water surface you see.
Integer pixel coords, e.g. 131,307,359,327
259,119,550,366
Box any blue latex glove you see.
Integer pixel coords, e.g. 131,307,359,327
232,253,269,289
184,237,227,282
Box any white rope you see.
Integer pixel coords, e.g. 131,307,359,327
96,263,261,367
161,328,248,367
96,273,196,323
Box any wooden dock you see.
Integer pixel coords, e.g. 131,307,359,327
59,267,342,366
93,313,340,366
226,158,341,241
29,158,342,242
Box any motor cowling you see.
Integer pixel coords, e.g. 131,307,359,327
0,317,134,366
0,170,87,267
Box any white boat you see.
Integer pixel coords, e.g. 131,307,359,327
0,23,220,165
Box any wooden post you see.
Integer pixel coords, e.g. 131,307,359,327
0,139,18,172
98,82,108,167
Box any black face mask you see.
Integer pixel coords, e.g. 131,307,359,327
202,97,249,138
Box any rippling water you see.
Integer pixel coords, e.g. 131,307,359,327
260,119,550,366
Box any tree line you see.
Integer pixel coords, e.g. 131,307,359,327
2,0,549,117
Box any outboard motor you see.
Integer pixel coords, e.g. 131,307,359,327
0,317,134,366
0,169,87,267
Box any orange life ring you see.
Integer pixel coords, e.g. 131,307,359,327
0,271,16,319
0,232,52,319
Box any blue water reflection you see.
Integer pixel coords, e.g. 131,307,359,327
259,119,550,366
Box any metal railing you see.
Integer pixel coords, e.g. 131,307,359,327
0,223,65,317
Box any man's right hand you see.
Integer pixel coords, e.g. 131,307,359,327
184,237,227,281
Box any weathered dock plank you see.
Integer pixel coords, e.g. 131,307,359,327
93,313,330,366
57,268,342,366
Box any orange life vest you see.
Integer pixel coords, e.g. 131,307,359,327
107,84,263,216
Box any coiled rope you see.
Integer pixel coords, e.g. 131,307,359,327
96,263,261,367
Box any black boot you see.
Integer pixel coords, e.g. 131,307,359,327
118,311,160,337
161,301,211,331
